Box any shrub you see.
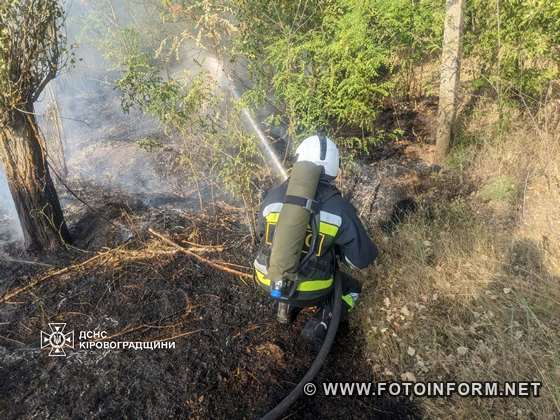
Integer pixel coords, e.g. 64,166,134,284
233,0,444,138
464,0,560,102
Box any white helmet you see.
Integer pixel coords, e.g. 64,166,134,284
294,134,339,177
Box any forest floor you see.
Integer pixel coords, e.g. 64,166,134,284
0,134,434,419
1,95,558,419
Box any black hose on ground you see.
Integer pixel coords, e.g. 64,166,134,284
261,276,343,420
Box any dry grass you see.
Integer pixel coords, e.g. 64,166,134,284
358,99,560,418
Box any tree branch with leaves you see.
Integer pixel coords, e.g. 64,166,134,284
0,0,72,252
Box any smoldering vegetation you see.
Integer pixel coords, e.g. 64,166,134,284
0,2,166,247
0,0,300,251
0,0,249,248
1,1,559,419
36,4,191,196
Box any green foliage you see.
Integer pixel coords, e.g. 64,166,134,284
445,142,476,171
117,50,211,131
219,130,262,199
465,0,560,101
77,0,177,69
80,1,265,206
84,0,560,205
114,44,262,201
234,0,444,139
0,0,70,125
338,127,404,161
444,123,486,170
479,175,516,202
78,2,209,132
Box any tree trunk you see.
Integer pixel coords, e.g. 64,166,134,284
0,104,70,252
435,0,466,163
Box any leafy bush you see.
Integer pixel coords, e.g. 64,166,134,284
117,50,211,131
77,0,178,70
78,2,265,215
464,0,560,101
234,0,444,138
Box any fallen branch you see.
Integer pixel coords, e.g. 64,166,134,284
0,334,25,346
151,328,203,342
148,229,252,280
0,250,112,304
0,257,54,268
180,239,225,250
184,245,224,255
213,260,252,270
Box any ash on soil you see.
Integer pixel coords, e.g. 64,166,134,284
1,160,425,419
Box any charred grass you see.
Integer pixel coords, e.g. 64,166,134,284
0,204,415,419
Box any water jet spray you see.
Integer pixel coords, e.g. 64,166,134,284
203,56,340,419
202,56,288,181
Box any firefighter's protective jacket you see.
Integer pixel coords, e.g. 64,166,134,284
253,177,378,303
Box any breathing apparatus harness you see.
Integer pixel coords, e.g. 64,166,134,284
272,190,321,300
260,134,343,419
267,133,331,315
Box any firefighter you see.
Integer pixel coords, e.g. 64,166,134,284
254,134,378,347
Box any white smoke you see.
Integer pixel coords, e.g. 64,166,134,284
34,1,185,199
1,1,287,249
0,166,23,244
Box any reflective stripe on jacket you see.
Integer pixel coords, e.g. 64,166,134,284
253,178,378,301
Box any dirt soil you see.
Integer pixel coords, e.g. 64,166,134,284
0,198,420,419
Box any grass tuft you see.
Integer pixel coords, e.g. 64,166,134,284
357,99,560,418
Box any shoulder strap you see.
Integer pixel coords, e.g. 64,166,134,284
284,195,320,213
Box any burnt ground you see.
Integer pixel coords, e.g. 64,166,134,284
0,198,420,419
0,127,441,419
0,60,444,418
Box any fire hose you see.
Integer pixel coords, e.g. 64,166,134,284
261,275,343,420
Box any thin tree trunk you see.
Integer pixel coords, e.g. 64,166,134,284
0,104,70,252
435,0,466,163
47,83,68,179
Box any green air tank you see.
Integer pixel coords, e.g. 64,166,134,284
267,161,322,287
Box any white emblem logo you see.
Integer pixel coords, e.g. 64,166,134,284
40,323,74,356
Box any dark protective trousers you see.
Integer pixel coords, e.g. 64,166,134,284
335,271,362,311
